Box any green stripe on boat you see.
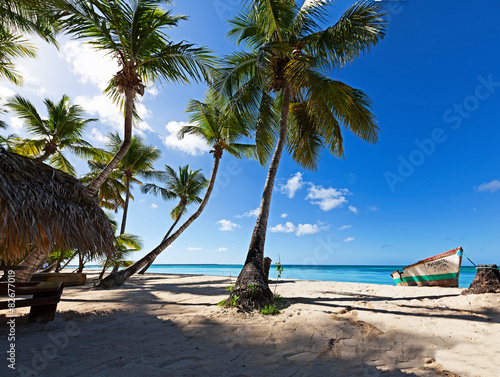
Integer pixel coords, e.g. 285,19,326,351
401,272,458,283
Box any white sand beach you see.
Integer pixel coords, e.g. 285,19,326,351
3,272,499,377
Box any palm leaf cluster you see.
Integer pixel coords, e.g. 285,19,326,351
60,0,214,101
0,0,58,85
0,147,115,263
4,94,101,176
142,164,207,221
217,0,386,169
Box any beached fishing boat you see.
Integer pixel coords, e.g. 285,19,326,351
391,247,463,287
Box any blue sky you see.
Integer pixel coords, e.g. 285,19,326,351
1,0,500,266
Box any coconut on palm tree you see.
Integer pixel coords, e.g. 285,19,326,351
4,94,101,176
138,164,208,274
59,0,215,195
216,0,387,309
97,90,259,287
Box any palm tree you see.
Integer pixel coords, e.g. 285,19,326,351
138,164,208,274
105,132,162,235
216,0,387,309
80,156,127,211
59,0,214,196
97,91,259,287
4,94,100,176
0,0,58,85
99,232,142,280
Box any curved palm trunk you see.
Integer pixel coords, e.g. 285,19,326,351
138,206,186,275
88,89,134,196
16,248,47,282
97,155,221,288
120,175,131,235
60,251,77,271
230,85,291,309
35,149,53,162
99,257,110,280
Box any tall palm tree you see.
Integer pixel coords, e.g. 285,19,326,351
216,0,387,309
59,0,214,195
105,132,162,235
4,94,100,176
97,91,259,287
138,164,207,274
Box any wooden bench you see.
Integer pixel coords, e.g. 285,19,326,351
0,277,64,323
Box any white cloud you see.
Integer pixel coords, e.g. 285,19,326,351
306,185,350,211
270,222,296,234
348,205,358,215
135,101,152,121
162,121,210,156
236,207,260,218
9,117,24,132
296,223,327,236
338,225,351,230
75,94,123,130
344,237,355,242
281,213,288,218
187,247,202,251
369,206,379,211
89,128,109,144
475,180,500,193
0,85,15,100
147,86,159,97
216,219,241,231
279,172,304,198
150,203,158,209
270,221,328,236
216,247,228,252
60,41,118,90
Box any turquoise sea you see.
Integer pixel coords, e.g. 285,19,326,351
88,264,478,288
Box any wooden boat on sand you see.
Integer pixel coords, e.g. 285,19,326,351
391,247,463,287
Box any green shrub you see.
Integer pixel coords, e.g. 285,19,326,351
260,304,280,315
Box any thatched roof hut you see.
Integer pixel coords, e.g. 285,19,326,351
0,147,115,262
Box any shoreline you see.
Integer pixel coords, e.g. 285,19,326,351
3,272,499,376
79,266,477,288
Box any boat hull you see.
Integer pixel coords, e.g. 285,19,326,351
391,247,463,287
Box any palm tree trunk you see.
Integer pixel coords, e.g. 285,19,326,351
99,257,110,280
138,207,185,275
120,175,131,235
55,250,63,273
231,84,291,309
77,252,84,273
35,149,53,162
16,248,47,282
87,88,134,196
97,155,221,288
60,252,77,271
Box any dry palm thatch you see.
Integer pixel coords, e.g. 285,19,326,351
0,147,115,262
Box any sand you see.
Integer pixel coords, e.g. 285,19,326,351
2,271,499,377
